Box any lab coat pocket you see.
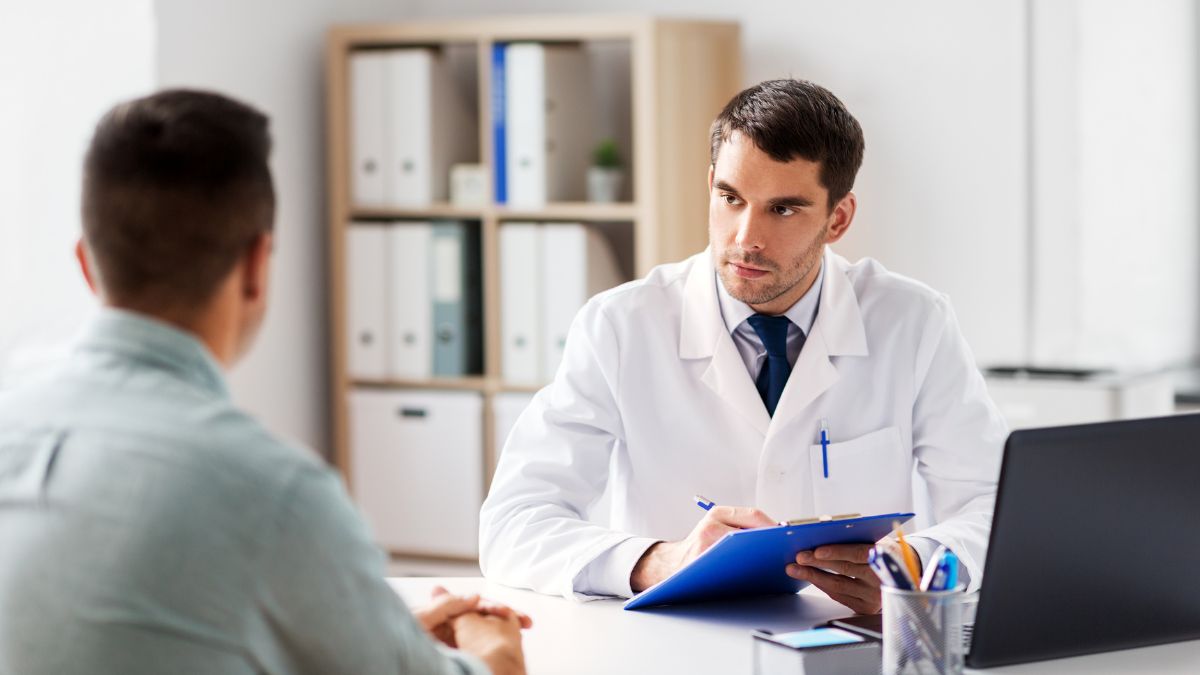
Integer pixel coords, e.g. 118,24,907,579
809,425,911,517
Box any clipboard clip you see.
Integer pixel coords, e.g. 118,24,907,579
780,512,862,526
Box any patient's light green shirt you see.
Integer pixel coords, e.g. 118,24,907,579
0,309,486,675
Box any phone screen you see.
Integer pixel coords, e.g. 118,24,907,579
766,627,866,650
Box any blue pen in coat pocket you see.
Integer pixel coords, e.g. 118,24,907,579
819,418,831,479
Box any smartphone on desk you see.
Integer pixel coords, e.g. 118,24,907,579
751,627,879,675
752,627,868,649
824,613,883,641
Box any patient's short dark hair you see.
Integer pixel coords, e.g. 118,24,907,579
710,79,864,209
82,89,275,310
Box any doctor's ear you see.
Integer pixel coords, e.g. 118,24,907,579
824,192,857,244
707,164,714,191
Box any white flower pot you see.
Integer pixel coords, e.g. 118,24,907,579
587,167,624,203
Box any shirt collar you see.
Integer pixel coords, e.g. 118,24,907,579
75,308,230,399
716,252,825,336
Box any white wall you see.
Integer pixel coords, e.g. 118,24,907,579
155,0,411,453
150,0,1198,455
411,0,1200,372
1031,0,1198,370
404,0,1032,368
0,0,155,385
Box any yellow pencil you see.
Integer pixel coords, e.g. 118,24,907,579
893,521,922,585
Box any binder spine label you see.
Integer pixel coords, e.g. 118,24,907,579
491,43,507,204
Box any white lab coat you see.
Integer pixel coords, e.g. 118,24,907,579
480,248,1007,599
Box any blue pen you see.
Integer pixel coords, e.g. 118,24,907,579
867,547,899,587
878,549,916,590
819,419,831,479
942,550,959,591
694,496,791,527
920,547,961,591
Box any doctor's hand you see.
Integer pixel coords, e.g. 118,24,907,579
630,506,776,592
787,544,882,614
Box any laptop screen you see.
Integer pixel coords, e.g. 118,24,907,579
967,413,1200,667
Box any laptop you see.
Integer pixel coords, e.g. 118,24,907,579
826,414,1200,667
967,413,1200,667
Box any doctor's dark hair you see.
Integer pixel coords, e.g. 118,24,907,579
81,88,275,311
709,79,864,209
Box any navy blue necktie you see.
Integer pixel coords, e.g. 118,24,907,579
747,314,799,417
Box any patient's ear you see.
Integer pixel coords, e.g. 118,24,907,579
75,239,98,295
241,232,273,304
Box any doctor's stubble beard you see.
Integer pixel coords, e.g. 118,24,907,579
715,223,827,308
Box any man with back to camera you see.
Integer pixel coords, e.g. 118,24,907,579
480,79,1007,613
0,89,530,674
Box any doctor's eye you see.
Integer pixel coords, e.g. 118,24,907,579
721,193,742,206
773,205,797,217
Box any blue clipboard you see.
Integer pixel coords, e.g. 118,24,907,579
624,512,914,610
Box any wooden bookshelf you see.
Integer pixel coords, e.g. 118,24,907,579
325,15,740,559
350,202,639,222
351,376,491,392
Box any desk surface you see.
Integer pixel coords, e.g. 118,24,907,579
390,577,1200,675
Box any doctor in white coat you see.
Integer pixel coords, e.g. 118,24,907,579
480,79,1007,614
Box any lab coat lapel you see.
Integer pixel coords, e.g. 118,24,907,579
771,324,839,423
770,250,869,426
679,249,771,436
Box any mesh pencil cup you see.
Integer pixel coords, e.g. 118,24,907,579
882,585,966,675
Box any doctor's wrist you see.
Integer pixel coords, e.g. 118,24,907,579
630,540,677,592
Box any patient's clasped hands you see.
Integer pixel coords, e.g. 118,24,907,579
415,586,533,675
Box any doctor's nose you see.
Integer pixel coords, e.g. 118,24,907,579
734,210,767,251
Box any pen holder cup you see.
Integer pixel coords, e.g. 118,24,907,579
882,586,966,675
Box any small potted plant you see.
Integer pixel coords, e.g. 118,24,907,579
587,138,624,203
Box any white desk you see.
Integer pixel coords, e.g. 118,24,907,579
390,577,1200,674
